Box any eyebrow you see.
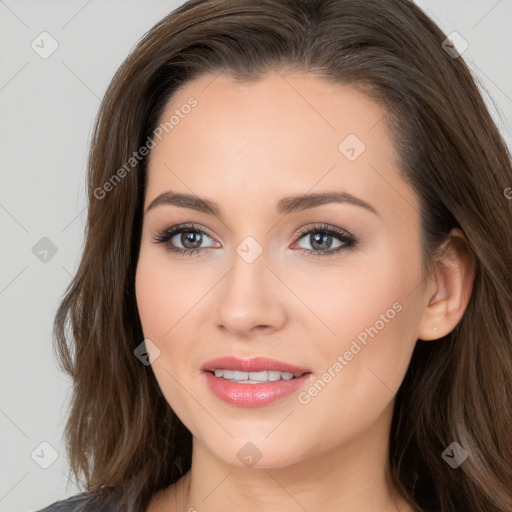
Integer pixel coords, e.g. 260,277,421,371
145,190,378,217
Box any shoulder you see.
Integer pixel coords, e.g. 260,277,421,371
34,492,100,512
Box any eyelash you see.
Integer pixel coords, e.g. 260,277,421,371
151,222,358,258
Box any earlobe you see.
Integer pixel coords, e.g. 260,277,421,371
417,228,476,341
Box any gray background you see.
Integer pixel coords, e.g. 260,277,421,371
1,1,511,510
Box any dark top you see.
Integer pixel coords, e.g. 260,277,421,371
35,493,107,512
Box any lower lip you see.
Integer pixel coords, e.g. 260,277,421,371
203,371,312,407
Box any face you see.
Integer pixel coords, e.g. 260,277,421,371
135,71,428,469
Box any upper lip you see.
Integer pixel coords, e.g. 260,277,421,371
201,356,311,374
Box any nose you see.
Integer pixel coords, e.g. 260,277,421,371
215,246,287,338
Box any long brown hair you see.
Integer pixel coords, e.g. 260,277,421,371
53,1,512,510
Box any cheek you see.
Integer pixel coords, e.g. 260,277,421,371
135,247,198,340
135,259,172,340
302,242,417,363
293,251,410,351
135,251,202,427
300,249,422,414
292,285,419,454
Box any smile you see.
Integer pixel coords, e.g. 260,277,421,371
201,357,313,407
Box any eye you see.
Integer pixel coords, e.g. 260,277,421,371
152,223,219,257
152,222,358,258
292,223,358,257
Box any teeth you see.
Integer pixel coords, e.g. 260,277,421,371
213,369,303,383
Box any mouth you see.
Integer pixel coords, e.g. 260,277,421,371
201,356,311,374
201,356,313,407
209,368,305,384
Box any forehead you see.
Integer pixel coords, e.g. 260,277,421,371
144,71,418,222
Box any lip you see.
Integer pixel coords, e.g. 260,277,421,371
201,356,313,408
201,356,311,374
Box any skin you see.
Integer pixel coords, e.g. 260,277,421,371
136,70,475,512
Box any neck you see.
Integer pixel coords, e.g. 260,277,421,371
162,401,413,512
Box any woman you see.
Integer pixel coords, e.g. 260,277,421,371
37,0,512,511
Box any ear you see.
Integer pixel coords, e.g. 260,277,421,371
417,228,476,341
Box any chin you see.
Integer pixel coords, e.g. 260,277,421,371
201,433,312,470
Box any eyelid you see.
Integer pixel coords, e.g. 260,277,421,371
155,223,219,245
294,223,353,239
